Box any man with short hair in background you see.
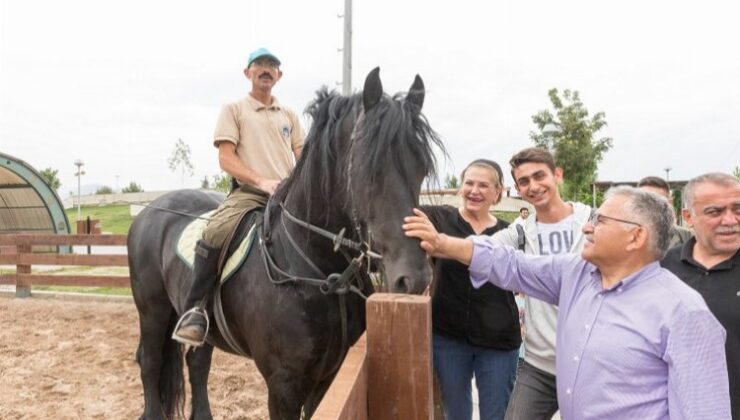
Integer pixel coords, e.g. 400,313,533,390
661,172,740,419
637,175,693,248
512,206,530,227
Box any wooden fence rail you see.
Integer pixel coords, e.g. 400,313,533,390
0,234,129,297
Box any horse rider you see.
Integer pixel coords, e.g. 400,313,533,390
172,47,305,346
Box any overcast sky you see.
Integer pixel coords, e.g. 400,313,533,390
1,0,738,197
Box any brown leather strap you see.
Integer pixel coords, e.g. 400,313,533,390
216,207,255,276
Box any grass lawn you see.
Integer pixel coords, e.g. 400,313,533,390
494,211,519,223
65,204,134,234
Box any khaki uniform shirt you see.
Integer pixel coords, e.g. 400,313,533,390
213,94,304,182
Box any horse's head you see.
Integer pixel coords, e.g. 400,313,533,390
278,68,443,294
346,68,443,293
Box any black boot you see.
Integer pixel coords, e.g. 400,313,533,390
172,240,221,346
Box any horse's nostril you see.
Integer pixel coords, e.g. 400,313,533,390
394,276,410,294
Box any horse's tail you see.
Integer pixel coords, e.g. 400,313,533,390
159,311,186,419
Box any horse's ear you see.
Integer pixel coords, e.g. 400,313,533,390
363,67,383,111
407,74,425,111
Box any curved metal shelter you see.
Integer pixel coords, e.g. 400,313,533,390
0,152,71,236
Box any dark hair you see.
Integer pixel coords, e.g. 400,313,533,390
274,87,443,217
509,147,556,183
520,207,529,213
637,176,669,192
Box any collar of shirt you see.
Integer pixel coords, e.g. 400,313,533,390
246,94,281,111
590,261,662,293
679,236,739,272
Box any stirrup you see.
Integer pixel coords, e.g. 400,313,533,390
171,306,210,347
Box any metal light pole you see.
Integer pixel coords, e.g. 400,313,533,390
74,159,85,221
339,0,352,95
664,166,672,193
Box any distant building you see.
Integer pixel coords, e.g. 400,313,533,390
420,188,530,214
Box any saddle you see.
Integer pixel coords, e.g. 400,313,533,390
175,209,262,285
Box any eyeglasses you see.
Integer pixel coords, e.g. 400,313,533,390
589,212,642,228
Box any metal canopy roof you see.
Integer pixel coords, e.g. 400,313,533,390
0,151,71,235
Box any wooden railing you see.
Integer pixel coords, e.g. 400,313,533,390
314,294,433,420
0,234,129,297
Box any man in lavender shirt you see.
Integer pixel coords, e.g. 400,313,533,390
405,186,731,419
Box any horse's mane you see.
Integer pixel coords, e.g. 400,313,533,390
274,86,444,218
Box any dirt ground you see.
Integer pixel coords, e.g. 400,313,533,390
0,295,269,419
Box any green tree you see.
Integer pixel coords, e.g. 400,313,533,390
96,186,113,194
212,173,231,193
444,174,459,189
530,88,613,202
39,167,61,191
733,166,740,180
672,189,683,219
168,138,194,187
122,182,144,193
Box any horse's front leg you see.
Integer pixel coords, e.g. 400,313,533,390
186,344,215,420
267,370,309,420
302,374,336,419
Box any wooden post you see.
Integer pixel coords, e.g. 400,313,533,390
16,243,31,298
367,293,432,420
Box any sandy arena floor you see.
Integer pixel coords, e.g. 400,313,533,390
0,296,268,419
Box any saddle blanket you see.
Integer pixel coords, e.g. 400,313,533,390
175,210,258,284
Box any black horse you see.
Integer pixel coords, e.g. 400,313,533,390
128,68,443,419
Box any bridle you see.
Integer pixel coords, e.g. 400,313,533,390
259,201,382,299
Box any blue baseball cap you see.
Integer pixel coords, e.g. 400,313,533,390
247,48,281,67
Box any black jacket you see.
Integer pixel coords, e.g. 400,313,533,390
423,205,521,350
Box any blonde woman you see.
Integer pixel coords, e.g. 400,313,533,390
422,159,520,420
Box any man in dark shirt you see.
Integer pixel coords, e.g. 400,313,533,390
662,172,740,419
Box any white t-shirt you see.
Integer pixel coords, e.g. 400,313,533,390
536,214,575,256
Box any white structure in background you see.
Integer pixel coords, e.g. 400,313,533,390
420,189,530,214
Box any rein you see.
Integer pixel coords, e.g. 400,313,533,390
278,203,382,260
259,201,381,299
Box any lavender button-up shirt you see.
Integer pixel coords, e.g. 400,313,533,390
469,236,731,420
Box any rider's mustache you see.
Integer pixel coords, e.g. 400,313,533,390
259,72,273,79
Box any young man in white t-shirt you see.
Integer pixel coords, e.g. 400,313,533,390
490,147,592,420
